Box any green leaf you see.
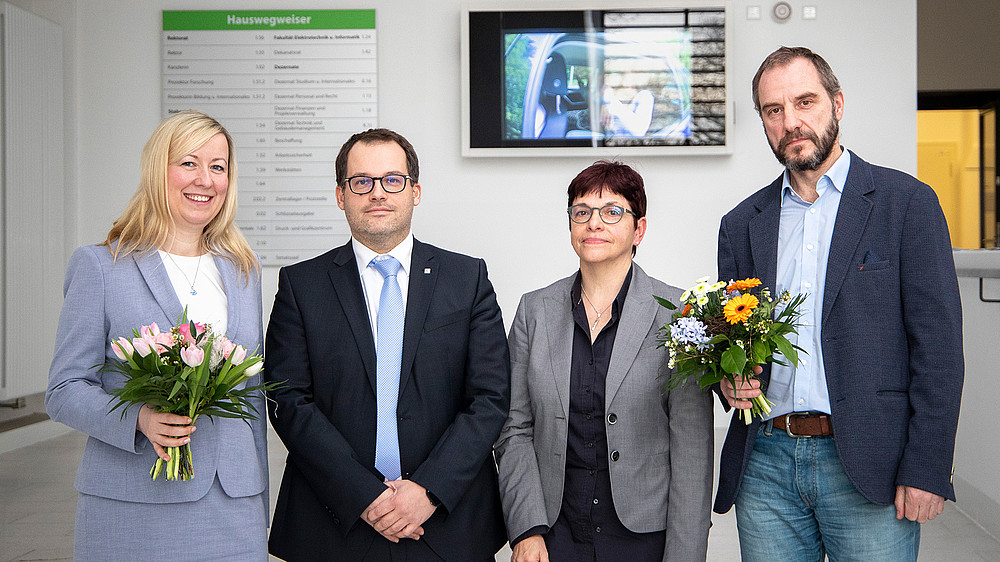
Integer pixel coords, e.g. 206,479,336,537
653,295,677,310
167,380,184,401
773,334,798,365
697,366,724,388
750,339,769,364
707,334,729,345
721,344,747,375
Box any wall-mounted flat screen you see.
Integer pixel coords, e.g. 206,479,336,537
462,3,731,157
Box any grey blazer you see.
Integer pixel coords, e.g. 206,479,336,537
46,244,268,508
495,263,714,561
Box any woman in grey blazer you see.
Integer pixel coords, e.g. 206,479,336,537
494,161,714,562
46,111,268,561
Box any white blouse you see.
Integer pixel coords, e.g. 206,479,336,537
158,251,228,335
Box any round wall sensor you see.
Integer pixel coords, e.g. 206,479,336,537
773,2,792,21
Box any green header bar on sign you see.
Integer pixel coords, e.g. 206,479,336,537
163,10,375,31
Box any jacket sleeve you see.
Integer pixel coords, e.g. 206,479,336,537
663,303,715,561
894,183,964,501
45,246,144,453
494,294,550,541
713,214,737,410
245,266,270,524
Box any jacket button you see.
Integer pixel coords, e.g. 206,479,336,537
610,450,619,462
608,413,617,424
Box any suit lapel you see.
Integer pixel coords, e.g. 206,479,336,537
133,250,184,326
822,152,874,325
543,290,574,419
328,242,377,391
748,180,782,291
605,265,656,405
399,239,436,394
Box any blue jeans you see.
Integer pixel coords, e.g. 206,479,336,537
734,423,919,562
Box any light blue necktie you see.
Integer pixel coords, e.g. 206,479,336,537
371,255,403,481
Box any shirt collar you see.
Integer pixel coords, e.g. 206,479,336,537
352,232,414,277
780,148,851,206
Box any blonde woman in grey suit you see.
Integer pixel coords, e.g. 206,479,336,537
46,111,268,561
495,161,714,562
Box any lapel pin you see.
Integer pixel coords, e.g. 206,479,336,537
424,268,431,274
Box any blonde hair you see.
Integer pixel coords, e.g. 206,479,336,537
102,110,258,279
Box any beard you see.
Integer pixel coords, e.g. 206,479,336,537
769,110,840,172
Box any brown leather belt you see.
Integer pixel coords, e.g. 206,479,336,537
771,413,833,437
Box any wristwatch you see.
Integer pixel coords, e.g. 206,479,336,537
426,489,441,508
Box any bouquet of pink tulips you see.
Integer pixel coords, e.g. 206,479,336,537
104,314,274,481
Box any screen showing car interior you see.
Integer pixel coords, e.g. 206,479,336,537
471,8,726,149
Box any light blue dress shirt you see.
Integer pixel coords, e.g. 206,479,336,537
765,150,851,418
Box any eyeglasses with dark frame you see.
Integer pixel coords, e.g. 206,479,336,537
567,204,638,224
341,174,412,195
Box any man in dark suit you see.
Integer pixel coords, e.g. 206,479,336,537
265,128,510,561
716,47,964,561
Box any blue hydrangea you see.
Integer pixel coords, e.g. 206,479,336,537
670,317,711,348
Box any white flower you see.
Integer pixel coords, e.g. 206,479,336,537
244,362,263,377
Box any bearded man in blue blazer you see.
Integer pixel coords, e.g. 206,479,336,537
716,47,964,561
265,128,510,561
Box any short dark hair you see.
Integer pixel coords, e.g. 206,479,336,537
567,160,646,256
335,128,419,185
751,46,841,113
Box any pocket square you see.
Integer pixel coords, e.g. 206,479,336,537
859,250,887,271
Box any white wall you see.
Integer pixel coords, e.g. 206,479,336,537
954,262,1000,540
4,0,78,259
73,0,917,325
62,0,916,432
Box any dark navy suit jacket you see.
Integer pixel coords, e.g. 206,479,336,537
714,151,964,513
265,239,510,561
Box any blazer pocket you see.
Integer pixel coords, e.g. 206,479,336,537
858,259,891,272
424,310,466,332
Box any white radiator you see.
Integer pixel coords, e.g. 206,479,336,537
1,2,64,400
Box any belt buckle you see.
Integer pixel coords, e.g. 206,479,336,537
784,412,811,438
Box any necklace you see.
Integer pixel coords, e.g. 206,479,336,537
164,253,202,296
580,286,613,332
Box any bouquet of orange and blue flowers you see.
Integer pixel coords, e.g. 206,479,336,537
656,277,807,424
103,314,276,481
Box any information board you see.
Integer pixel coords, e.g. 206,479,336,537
162,10,377,265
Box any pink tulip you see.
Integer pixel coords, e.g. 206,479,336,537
180,345,204,367
140,323,161,338
232,345,248,364
112,337,133,360
218,337,236,358
132,337,153,357
153,332,174,354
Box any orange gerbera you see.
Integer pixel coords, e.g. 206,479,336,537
723,294,759,324
727,278,762,292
